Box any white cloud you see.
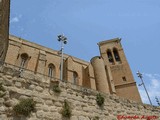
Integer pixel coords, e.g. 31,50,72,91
154,74,160,77
138,73,160,106
10,17,19,23
139,89,149,103
151,79,160,88
10,14,22,23
144,73,154,79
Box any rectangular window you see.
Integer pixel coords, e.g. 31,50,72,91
20,59,26,69
48,67,53,77
122,76,127,81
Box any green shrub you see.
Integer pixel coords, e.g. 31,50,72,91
0,92,6,98
52,84,61,93
61,100,71,118
0,83,6,98
93,116,99,120
96,93,105,107
0,83,5,92
13,98,35,116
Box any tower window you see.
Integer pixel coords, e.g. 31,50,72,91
107,50,114,63
73,71,78,85
48,64,55,78
113,48,121,62
20,53,28,69
122,76,127,81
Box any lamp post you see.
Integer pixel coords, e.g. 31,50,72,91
57,34,67,81
155,96,160,106
137,71,152,105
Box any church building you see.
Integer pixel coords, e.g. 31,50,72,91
0,0,141,102
5,35,142,102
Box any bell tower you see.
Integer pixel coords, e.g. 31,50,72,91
0,0,10,62
98,38,142,102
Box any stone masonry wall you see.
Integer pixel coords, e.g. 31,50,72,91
0,0,10,61
0,65,160,120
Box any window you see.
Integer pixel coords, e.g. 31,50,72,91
48,64,55,78
20,53,28,69
73,71,78,85
107,50,114,63
122,76,127,81
113,48,121,62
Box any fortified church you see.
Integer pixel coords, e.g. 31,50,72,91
1,1,160,120
0,0,141,102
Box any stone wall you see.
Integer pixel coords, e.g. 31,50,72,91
0,0,10,61
0,65,160,120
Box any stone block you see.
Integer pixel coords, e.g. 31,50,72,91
0,114,7,120
19,95,29,100
29,84,35,90
3,79,12,86
43,105,49,112
36,110,45,118
54,102,62,107
15,81,22,88
0,98,4,105
45,100,53,106
6,75,12,79
34,97,44,104
0,106,6,113
78,116,88,120
35,86,43,92
71,116,78,120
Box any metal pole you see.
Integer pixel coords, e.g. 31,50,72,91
155,96,160,106
137,71,152,105
60,41,64,81
57,34,67,81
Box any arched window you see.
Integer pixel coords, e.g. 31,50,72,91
107,50,114,63
20,53,28,69
113,48,121,62
48,64,55,78
73,71,78,85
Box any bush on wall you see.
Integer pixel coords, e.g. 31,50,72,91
61,100,72,118
0,82,5,92
13,98,35,116
52,84,61,93
0,82,6,98
96,93,105,107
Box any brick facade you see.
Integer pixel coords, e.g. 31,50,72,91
5,35,142,102
0,0,141,103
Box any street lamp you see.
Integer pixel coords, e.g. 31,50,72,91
155,96,160,106
57,34,67,81
137,71,152,105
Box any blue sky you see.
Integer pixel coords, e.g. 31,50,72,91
10,0,160,106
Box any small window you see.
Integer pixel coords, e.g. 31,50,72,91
48,64,55,78
107,50,114,63
113,48,121,62
73,71,78,85
122,76,127,81
20,53,28,69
